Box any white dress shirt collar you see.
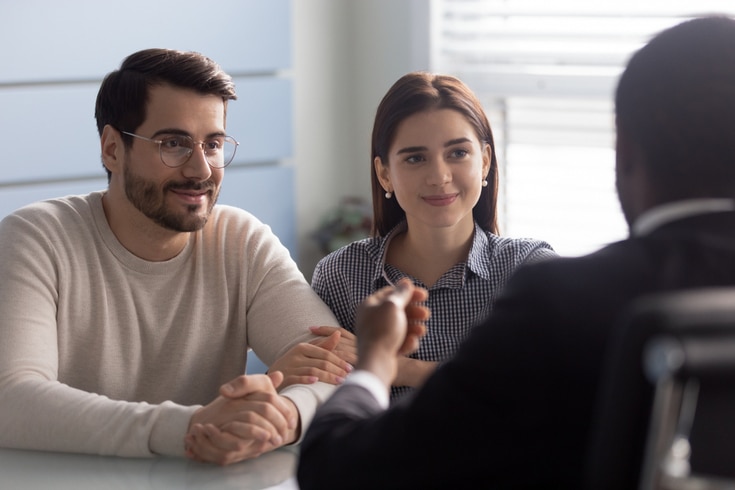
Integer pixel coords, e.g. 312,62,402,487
632,198,735,237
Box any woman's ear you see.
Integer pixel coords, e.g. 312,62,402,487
374,156,392,193
482,143,492,179
100,124,122,175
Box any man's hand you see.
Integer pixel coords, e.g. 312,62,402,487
267,331,354,388
355,278,430,387
393,357,438,388
185,372,299,466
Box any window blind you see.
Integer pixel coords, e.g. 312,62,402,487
431,0,735,256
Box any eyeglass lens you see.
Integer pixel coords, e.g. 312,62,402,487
159,135,238,168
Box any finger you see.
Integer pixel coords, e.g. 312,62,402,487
219,420,285,449
281,366,346,387
315,330,341,351
363,281,407,305
409,282,429,301
337,328,357,342
308,325,341,337
292,342,353,373
204,421,274,447
384,278,418,308
205,396,290,440
267,370,284,389
310,325,357,342
322,334,358,363
184,433,204,462
406,322,427,339
406,302,431,322
281,372,319,386
211,421,283,450
398,324,427,355
188,424,270,466
398,333,422,355
330,348,358,366
252,392,299,431
219,374,276,398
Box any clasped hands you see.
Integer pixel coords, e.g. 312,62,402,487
185,278,429,466
185,371,298,466
185,319,359,465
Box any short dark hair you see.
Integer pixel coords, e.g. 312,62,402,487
94,48,237,178
615,15,735,202
370,72,499,237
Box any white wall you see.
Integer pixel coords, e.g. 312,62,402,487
293,0,430,278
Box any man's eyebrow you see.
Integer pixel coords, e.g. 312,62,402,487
150,128,188,138
151,129,227,138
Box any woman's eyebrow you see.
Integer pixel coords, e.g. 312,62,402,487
396,145,428,155
444,137,471,147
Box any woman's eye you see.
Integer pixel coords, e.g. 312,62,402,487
449,149,469,159
405,154,424,164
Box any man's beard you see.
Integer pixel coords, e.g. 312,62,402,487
123,164,218,232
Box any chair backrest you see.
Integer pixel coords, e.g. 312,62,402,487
585,287,735,490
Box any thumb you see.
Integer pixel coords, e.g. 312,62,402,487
385,278,416,307
318,330,341,351
219,373,276,398
267,370,284,389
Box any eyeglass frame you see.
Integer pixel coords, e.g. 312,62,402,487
120,130,239,169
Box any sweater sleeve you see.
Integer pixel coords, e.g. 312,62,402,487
230,212,341,441
0,208,197,457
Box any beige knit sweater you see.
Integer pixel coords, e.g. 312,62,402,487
0,191,338,457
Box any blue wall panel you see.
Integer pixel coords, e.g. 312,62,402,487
0,0,291,83
0,77,292,184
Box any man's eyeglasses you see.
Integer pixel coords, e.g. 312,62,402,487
121,131,239,169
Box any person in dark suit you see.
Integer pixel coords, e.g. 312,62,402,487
296,15,735,490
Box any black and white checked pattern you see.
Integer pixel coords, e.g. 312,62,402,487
311,221,556,402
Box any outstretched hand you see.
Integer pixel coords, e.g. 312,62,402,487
354,278,430,386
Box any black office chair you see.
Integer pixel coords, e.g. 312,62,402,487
585,287,735,490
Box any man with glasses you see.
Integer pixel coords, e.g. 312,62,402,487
0,48,351,466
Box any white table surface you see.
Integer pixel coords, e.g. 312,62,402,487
0,446,299,490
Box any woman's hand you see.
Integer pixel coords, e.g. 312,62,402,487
267,331,354,388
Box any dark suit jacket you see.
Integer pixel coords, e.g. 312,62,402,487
298,211,735,490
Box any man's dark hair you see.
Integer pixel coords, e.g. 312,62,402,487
616,16,735,202
94,48,237,178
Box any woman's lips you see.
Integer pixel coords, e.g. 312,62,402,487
422,193,458,206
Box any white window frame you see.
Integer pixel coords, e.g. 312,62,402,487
429,1,735,256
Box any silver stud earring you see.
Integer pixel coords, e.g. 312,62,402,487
482,179,488,188
385,191,392,199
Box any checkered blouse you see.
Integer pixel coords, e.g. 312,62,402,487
311,221,556,402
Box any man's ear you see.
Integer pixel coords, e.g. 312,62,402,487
615,123,635,176
615,120,654,226
100,124,122,175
